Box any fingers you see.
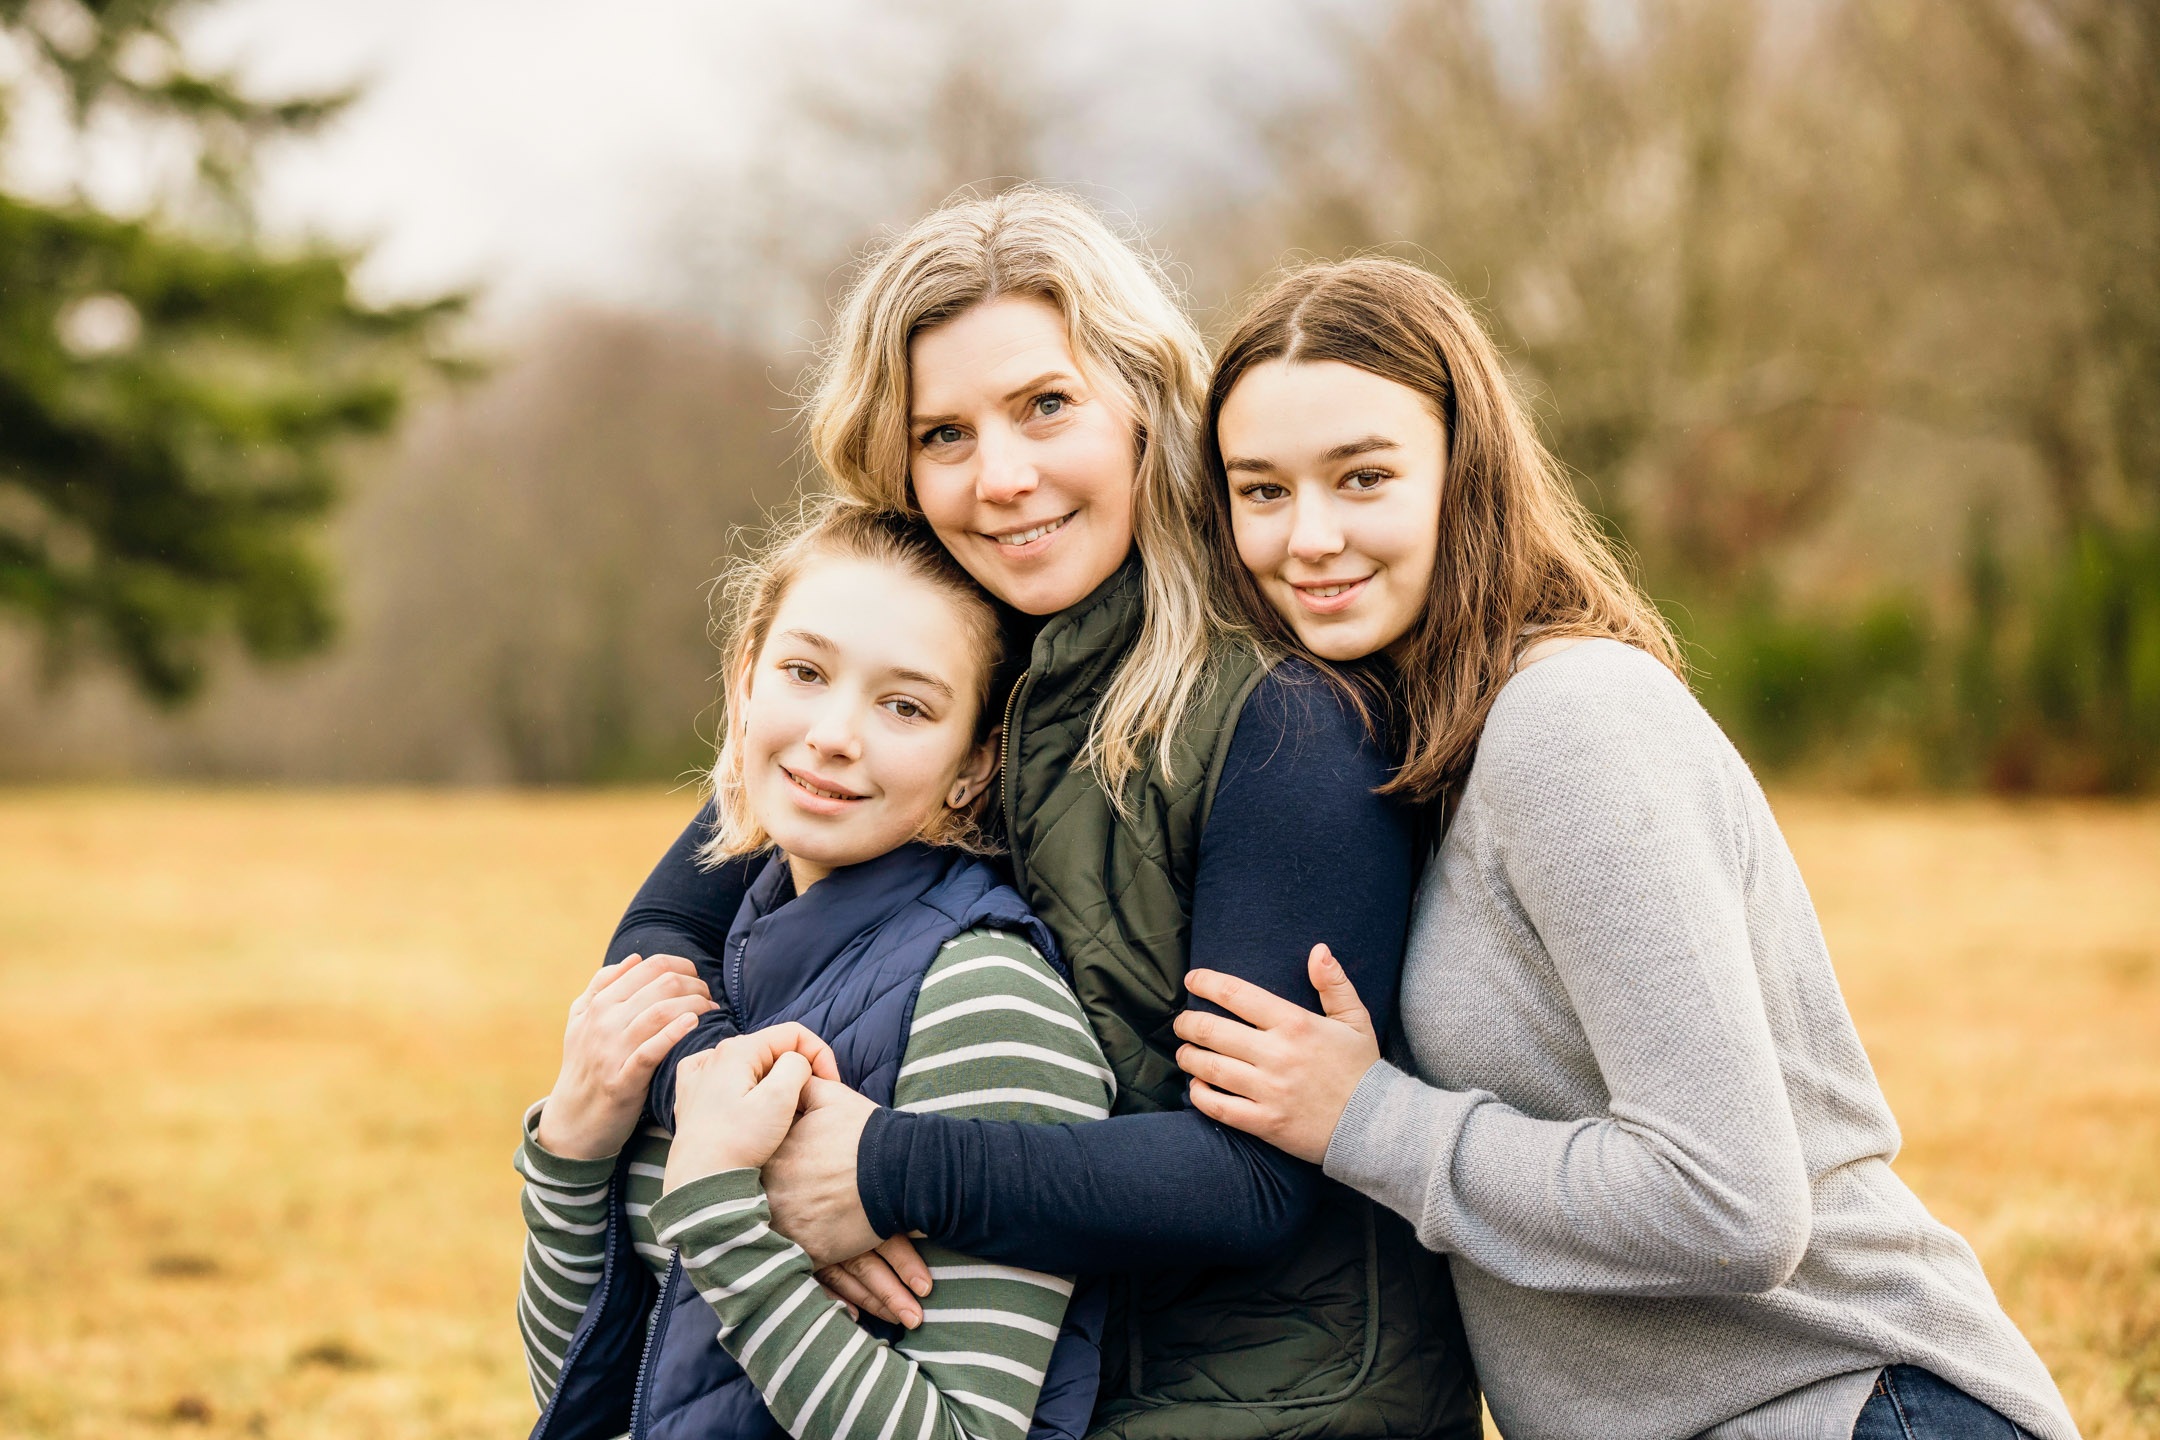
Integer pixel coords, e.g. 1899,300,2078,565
1174,1040,1266,1100
619,1006,706,1081
579,954,638,1001
756,1050,815,1110
740,1023,840,1083
1169,1006,1273,1065
621,992,715,1049
1183,968,1308,1030
814,1271,866,1323
1308,945,1377,1038
623,967,713,1014
873,1232,933,1300
1186,1076,1277,1141
597,953,703,1007
835,1250,923,1328
817,1265,902,1326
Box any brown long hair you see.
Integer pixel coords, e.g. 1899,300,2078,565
1203,257,1683,801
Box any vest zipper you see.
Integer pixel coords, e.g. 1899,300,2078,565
626,1256,684,1440
998,667,1031,890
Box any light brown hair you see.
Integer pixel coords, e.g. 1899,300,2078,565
1203,257,1684,800
804,185,1231,798
698,501,1004,866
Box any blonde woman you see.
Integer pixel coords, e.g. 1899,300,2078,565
591,189,1481,1440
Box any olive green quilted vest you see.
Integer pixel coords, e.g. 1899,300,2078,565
999,560,1481,1440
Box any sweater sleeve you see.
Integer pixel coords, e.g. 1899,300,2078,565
1322,649,1816,1296
858,664,1419,1273
652,932,1112,1440
512,1101,619,1410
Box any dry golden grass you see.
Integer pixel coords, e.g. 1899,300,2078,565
0,789,2152,1439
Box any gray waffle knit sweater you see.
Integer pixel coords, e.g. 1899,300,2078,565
1324,640,2077,1440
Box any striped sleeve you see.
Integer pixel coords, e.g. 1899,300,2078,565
512,1100,617,1411
655,927,1114,1440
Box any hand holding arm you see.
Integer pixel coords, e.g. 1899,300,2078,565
535,953,716,1161
1174,944,1381,1164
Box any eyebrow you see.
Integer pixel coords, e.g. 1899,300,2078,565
1223,435,1403,474
909,371,1079,429
777,631,957,702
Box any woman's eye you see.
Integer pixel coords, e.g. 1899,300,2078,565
1343,470,1388,492
921,424,965,447
1031,392,1069,418
886,698,924,720
1240,482,1288,503
782,663,821,684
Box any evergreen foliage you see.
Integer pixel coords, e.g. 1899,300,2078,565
0,0,459,701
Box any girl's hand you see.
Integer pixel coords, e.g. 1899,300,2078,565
1174,944,1381,1164
662,1024,842,1190
535,954,715,1161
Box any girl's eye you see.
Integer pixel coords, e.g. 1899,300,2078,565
782,662,822,684
1031,392,1069,418
1343,469,1388,492
920,424,965,447
885,698,925,721
1239,482,1289,503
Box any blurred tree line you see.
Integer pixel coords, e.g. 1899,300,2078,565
2,0,2153,789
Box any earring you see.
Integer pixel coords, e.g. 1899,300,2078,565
949,782,970,808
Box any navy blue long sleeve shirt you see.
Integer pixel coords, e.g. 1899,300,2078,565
603,661,1418,1276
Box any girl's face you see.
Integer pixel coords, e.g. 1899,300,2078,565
737,556,997,891
1217,359,1446,662
908,295,1138,617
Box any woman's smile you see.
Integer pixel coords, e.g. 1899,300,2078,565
984,510,1077,552
1288,575,1374,613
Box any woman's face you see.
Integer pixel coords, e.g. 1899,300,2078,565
738,556,995,891
908,295,1138,617
1217,359,1446,662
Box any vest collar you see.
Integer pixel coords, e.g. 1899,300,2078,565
1020,550,1144,726
725,842,950,1023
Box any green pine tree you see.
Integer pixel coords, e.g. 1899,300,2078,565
0,0,461,702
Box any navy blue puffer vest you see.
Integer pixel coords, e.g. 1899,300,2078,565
531,843,1104,1440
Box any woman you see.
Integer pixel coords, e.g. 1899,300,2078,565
1170,257,2079,1440
597,191,1480,1440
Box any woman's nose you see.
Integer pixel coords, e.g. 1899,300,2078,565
974,430,1039,506
1287,492,1346,562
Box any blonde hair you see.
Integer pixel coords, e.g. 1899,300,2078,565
805,185,1226,796
697,501,1005,867
1204,257,1684,800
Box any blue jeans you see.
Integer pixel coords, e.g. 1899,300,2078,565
1852,1367,2031,1439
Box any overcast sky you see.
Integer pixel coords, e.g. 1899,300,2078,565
90,0,1358,318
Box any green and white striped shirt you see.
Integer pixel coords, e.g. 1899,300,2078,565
516,927,1114,1440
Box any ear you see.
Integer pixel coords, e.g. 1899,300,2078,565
725,648,758,734
947,726,1001,809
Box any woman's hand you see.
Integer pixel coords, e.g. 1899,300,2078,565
535,954,715,1161
661,1024,841,1189
763,1076,934,1329
1175,944,1382,1164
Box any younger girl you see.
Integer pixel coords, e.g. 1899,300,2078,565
513,504,1114,1440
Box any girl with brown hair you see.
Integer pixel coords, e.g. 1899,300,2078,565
1170,257,2078,1440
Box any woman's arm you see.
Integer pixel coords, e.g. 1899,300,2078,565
659,948,1114,1440
852,666,1417,1273
605,801,760,972
1188,656,1817,1297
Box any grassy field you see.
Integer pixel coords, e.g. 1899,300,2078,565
0,789,2153,1438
